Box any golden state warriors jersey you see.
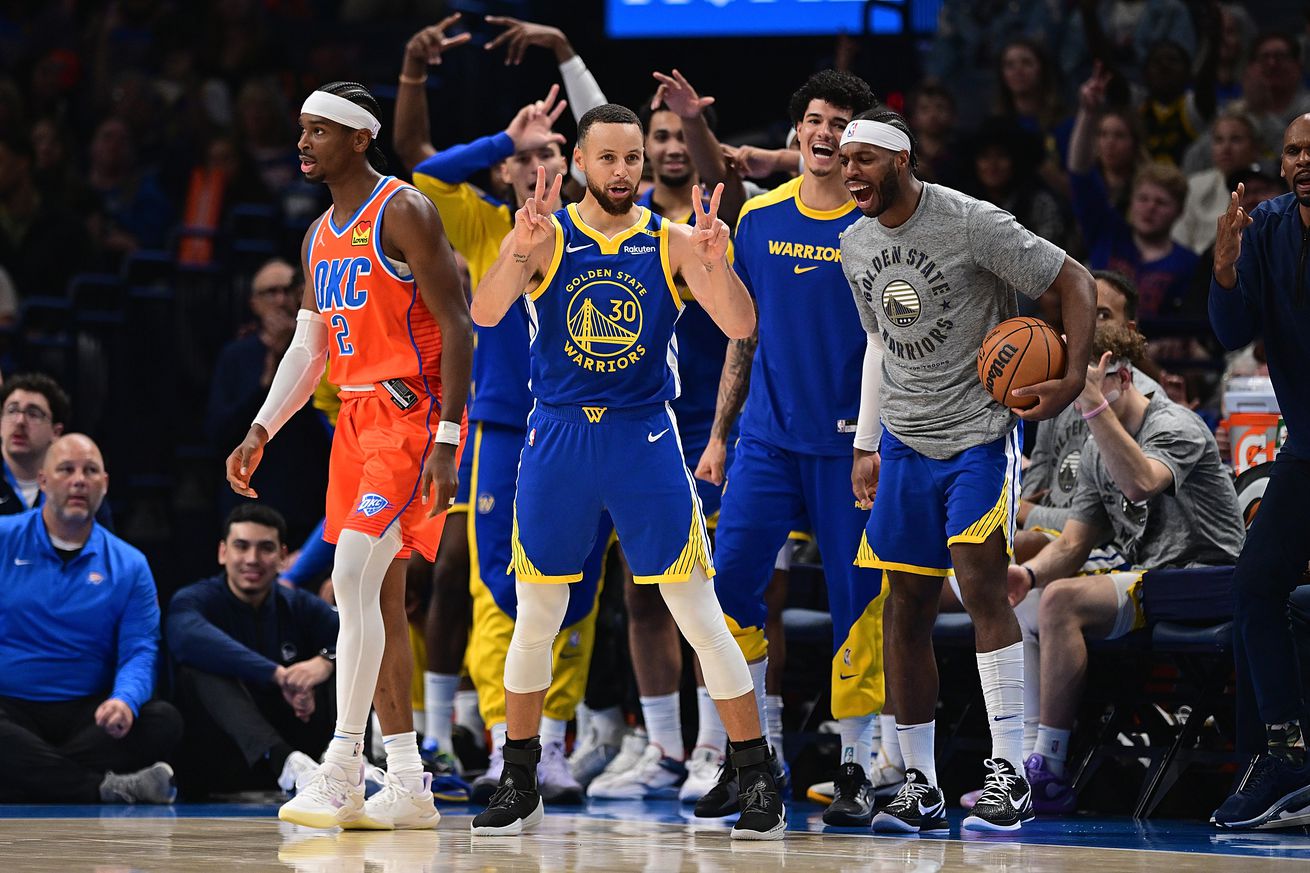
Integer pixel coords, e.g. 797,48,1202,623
525,204,682,408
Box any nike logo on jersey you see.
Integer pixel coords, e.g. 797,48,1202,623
647,429,670,443
794,264,819,275
565,242,594,253
838,672,858,680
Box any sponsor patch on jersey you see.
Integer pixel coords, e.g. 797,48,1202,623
622,243,657,255
355,492,391,517
351,220,372,246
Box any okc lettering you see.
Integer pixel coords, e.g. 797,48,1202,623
313,256,371,312
767,240,842,262
984,342,1019,394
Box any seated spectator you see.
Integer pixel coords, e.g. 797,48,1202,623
907,81,964,187
0,130,92,297
1232,33,1310,157
168,504,337,798
966,118,1069,250
1138,39,1213,167
206,258,330,546
84,116,174,262
1067,65,1151,220
1009,325,1245,812
1174,111,1261,253
0,434,181,803
992,38,1073,182
1,373,112,526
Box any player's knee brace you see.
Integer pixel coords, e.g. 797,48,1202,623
659,567,753,700
504,581,570,694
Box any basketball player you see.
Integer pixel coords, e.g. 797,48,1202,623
467,104,784,840
839,108,1095,832
397,58,609,804
226,81,472,830
702,70,893,828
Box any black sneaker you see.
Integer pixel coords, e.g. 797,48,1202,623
962,758,1034,832
729,744,786,841
470,742,544,836
694,760,739,818
822,762,875,828
1212,753,1310,830
871,768,948,834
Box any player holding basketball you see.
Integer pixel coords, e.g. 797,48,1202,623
839,108,1095,832
467,104,784,840
226,82,472,830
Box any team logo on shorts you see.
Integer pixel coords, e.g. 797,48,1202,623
477,493,495,514
568,630,581,648
351,220,372,246
1058,450,1081,494
881,279,922,327
528,427,536,446
355,492,391,517
564,271,647,372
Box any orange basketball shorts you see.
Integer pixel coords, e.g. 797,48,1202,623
323,384,467,561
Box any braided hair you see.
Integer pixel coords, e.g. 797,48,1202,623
316,81,387,172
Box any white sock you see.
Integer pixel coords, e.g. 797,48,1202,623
1016,592,1042,760
383,730,424,785
490,721,508,754
591,705,627,747
747,659,768,744
766,694,785,760
541,716,567,747
575,703,594,742
694,686,728,752
455,688,484,736
1034,725,1071,777
977,641,1025,767
639,692,684,761
323,727,366,772
879,714,904,771
423,672,459,752
838,714,875,770
896,721,937,786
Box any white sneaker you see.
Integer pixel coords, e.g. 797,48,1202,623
278,762,365,829
586,729,648,795
352,772,440,830
679,746,724,803
539,739,584,803
568,723,619,789
872,758,907,799
278,751,320,797
587,742,687,800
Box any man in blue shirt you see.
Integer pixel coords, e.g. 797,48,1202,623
168,504,338,798
0,434,180,803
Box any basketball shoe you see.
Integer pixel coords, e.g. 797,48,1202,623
695,747,789,817
962,758,1034,831
871,769,948,834
729,742,786,841
679,746,725,803
471,741,545,837
588,743,686,800
352,772,440,830
277,752,319,798
539,739,585,804
470,745,503,805
822,762,875,827
1024,753,1076,815
99,762,177,804
419,738,472,802
278,762,365,829
585,729,648,797
1212,753,1310,829
807,753,904,804
568,722,620,789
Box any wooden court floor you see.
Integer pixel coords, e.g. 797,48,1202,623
1,804,1309,873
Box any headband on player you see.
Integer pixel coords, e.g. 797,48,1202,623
301,91,381,138
840,119,912,154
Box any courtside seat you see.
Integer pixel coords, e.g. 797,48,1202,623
1151,621,1232,654
781,608,831,646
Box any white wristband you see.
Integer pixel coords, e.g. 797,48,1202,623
434,420,461,446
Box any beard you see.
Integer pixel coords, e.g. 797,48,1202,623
656,168,692,188
862,169,903,218
587,179,637,216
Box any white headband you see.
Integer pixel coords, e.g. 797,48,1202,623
301,91,381,138
840,119,911,154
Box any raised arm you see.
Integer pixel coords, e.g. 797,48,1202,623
670,184,756,339
394,15,472,172
652,70,748,226
471,167,562,327
1067,63,1111,175
1209,183,1259,349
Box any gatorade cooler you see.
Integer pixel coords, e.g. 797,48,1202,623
1228,413,1281,474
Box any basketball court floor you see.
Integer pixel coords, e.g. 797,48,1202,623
1,801,1307,872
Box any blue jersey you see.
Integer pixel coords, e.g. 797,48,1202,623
470,303,533,428
636,188,727,452
526,204,682,408
734,176,865,457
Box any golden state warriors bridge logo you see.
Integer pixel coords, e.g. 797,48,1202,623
881,279,922,327
564,268,648,372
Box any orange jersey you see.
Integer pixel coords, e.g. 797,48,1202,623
309,177,444,396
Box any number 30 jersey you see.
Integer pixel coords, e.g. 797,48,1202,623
308,176,445,393
525,204,685,408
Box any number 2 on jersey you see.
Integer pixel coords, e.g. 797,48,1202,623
330,313,354,355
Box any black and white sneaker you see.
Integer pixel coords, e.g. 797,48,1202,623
470,742,545,837
729,744,786,841
694,746,787,819
962,758,1034,832
822,762,875,828
871,768,948,833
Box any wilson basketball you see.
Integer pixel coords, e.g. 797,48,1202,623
976,317,1067,410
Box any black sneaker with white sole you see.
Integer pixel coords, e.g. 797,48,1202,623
962,758,1034,831
822,762,875,828
728,741,786,841
694,745,788,818
471,740,544,837
871,768,948,834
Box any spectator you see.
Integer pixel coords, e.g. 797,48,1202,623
907,81,964,187
966,118,1069,250
0,434,182,803
0,130,92,297
1067,65,1151,218
28,117,85,204
1174,111,1261,253
1010,324,1244,812
1060,0,1197,87
167,504,337,798
993,38,1073,186
84,116,175,262
1214,3,1256,107
206,258,330,546
0,373,112,525
1234,33,1310,157
1138,39,1215,167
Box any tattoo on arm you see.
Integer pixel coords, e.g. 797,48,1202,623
512,253,529,263
711,333,758,442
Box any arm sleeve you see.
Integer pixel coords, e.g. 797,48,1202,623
252,310,328,439
166,586,280,684
1208,221,1263,350
559,55,608,124
282,519,336,589
110,558,161,715
966,200,1066,300
412,133,515,185
853,334,884,452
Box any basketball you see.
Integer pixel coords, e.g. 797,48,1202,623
976,317,1067,410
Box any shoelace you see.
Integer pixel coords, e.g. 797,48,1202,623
833,769,863,802
889,778,934,812
488,778,531,811
975,759,1019,808
1238,754,1281,796
738,776,772,815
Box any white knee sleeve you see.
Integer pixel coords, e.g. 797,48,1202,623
331,526,403,733
660,568,753,700
504,582,569,694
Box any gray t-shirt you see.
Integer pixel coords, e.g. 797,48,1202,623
1025,368,1161,533
841,183,1067,459
1069,394,1244,568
